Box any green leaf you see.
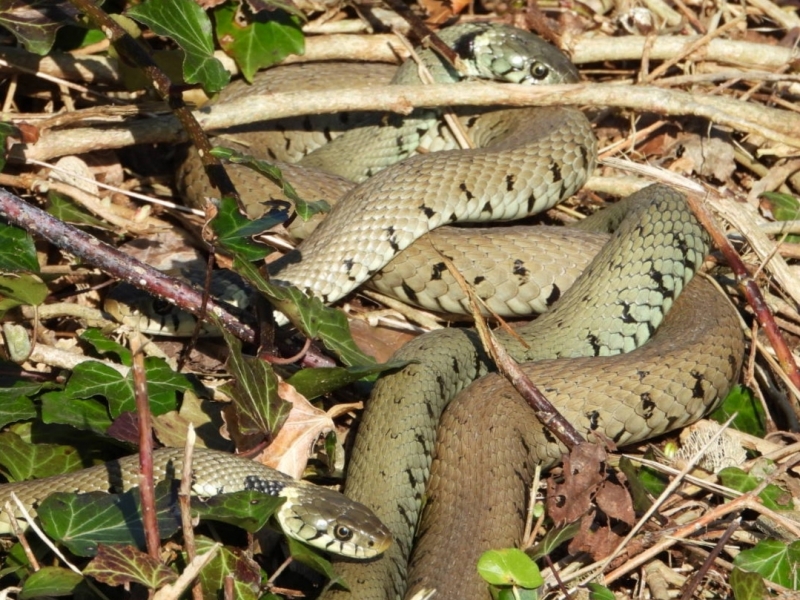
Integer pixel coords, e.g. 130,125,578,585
58,357,191,418
286,536,341,583
0,432,85,482
0,122,20,173
526,520,580,561
126,0,230,93
233,258,376,367
710,385,765,438
0,394,37,429
213,2,304,82
192,490,284,532
0,222,39,271
587,583,617,600
39,481,182,557
287,362,407,400
477,548,544,589
718,467,793,511
84,544,178,589
761,192,800,243
618,455,662,512
0,0,80,55
0,273,48,316
80,329,133,365
47,192,108,228
191,536,261,600
730,566,770,600
40,395,113,434
210,146,331,220
219,327,291,438
19,566,83,599
733,539,800,589
210,195,282,261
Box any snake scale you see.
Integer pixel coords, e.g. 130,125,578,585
0,447,391,557
115,22,743,599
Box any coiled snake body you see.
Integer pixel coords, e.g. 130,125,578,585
113,23,743,599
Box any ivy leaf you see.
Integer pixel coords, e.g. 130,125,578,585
0,0,79,55
0,222,39,272
219,327,291,438
84,544,178,589
126,0,230,93
19,566,83,599
233,258,376,367
214,1,304,82
733,540,800,589
210,195,285,261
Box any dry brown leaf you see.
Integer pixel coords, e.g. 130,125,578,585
258,380,335,478
546,442,607,524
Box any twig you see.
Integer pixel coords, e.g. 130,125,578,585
13,80,800,164
0,188,256,343
130,332,160,560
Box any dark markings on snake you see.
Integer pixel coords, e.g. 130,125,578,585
266,147,277,160
448,212,459,223
243,476,286,497
474,276,486,285
460,182,475,201
406,468,418,488
542,427,557,444
426,402,435,420
527,192,537,213
640,393,655,419
506,174,516,191
545,284,561,306
395,135,405,150
513,259,528,277
550,162,562,183
401,281,419,304
519,437,531,456
386,226,400,253
452,356,460,375
650,270,669,296
322,126,333,142
579,145,589,166
482,201,493,215
666,414,681,429
727,354,737,370
637,370,650,381
343,259,358,282
302,115,313,131
587,334,602,356
397,505,415,528
419,204,436,219
466,115,479,128
431,262,446,280
612,428,627,443
451,30,482,61
416,126,428,138
620,302,637,324
690,370,706,399
675,234,690,257
436,374,447,397
587,410,600,430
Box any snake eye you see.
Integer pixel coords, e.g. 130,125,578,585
334,525,353,541
530,62,550,80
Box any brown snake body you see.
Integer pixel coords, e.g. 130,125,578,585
168,23,742,599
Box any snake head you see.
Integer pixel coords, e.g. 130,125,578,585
445,23,581,85
277,487,392,559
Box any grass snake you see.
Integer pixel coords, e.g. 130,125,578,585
110,23,744,599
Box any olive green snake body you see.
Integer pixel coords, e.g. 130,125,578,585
108,23,744,598
0,447,391,557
